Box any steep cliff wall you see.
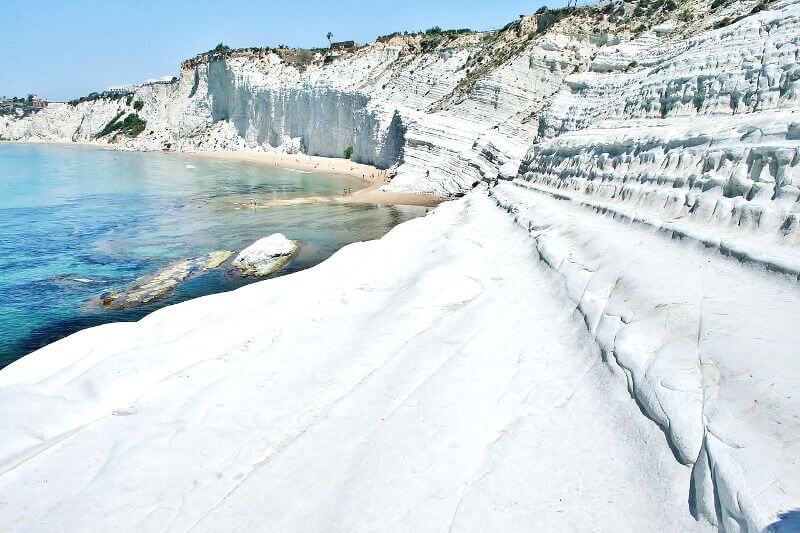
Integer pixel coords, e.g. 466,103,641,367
2,2,800,530
6,1,796,199
0,12,566,195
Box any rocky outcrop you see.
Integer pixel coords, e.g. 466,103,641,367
230,233,297,276
2,1,800,530
99,251,232,309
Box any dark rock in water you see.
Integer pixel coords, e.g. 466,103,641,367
99,291,116,307
100,250,232,309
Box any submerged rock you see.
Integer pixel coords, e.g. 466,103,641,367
231,233,297,276
100,250,232,309
99,235,297,310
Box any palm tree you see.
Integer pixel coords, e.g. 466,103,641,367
326,32,334,47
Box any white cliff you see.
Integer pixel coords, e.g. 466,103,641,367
2,1,800,531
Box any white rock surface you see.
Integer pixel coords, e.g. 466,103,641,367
0,196,715,532
2,1,800,531
231,233,297,276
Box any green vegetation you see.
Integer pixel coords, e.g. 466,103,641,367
96,112,125,137
377,26,472,50
375,32,402,43
419,27,472,53
713,11,751,29
69,91,129,106
280,49,316,64
70,92,100,106
611,0,679,23
118,114,147,137
750,0,772,14
420,38,440,53
423,26,471,36
273,47,328,71
96,112,147,139
344,146,354,159
0,96,43,117
133,100,144,111
535,6,548,14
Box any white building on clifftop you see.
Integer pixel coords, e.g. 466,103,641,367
106,85,134,95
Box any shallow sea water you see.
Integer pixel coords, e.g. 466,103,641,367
0,143,425,366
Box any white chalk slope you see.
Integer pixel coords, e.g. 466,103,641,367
0,195,714,532
2,0,800,530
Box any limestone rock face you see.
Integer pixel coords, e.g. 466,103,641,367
6,1,800,203
231,233,297,276
3,3,800,530
0,12,567,196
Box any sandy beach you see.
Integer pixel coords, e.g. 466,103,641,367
4,142,444,207
187,150,385,181
338,183,443,207
187,150,443,207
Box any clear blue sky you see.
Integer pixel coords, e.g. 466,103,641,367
0,0,549,102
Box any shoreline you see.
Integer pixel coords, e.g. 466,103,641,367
2,141,445,207
185,150,387,182
186,150,444,208
338,183,443,207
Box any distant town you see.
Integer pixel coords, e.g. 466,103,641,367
0,94,48,116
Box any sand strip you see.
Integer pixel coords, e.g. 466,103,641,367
5,143,445,207
187,150,444,207
337,183,442,207
186,151,386,182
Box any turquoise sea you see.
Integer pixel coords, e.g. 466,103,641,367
0,143,425,367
